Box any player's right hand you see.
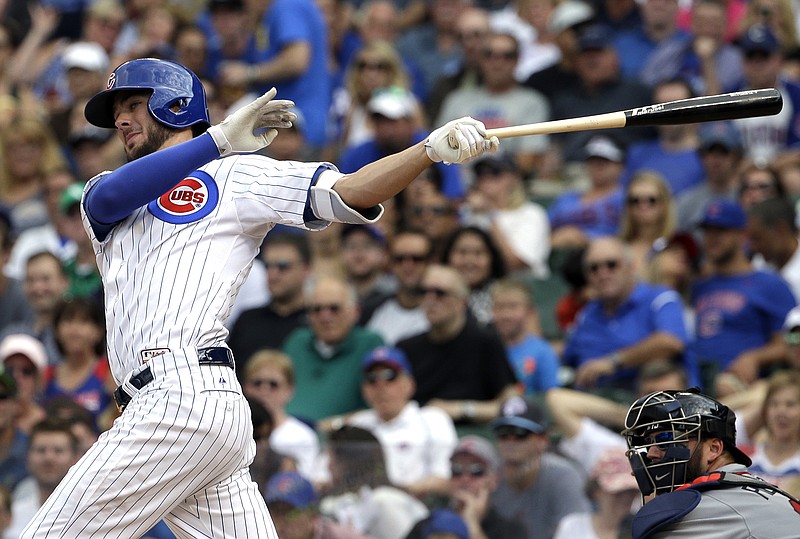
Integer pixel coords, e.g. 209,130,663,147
425,116,499,165
207,87,297,157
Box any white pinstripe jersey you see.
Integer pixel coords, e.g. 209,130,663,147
81,154,338,385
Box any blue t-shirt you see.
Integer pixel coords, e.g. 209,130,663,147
254,0,331,147
563,283,690,389
691,271,796,370
506,334,560,393
338,131,465,199
547,188,624,239
620,140,705,197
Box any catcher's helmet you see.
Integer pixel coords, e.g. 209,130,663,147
621,388,751,496
85,58,210,132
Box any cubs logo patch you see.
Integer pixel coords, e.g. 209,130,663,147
106,72,116,90
148,171,219,224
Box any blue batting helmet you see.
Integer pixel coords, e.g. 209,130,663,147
85,58,210,132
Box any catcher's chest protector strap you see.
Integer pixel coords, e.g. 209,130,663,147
632,471,800,539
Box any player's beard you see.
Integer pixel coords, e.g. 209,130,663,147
126,123,177,162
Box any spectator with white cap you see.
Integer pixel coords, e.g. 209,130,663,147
0,334,46,434
338,86,465,199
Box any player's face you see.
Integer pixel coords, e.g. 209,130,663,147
27,432,78,490
113,91,176,161
361,366,414,421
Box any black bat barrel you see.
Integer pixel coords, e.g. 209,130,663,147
624,88,783,127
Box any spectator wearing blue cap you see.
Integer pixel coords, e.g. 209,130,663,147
730,23,800,164
420,509,469,539
692,199,797,396
264,471,370,539
489,396,591,539
344,346,457,498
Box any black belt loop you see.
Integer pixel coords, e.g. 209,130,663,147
114,347,235,412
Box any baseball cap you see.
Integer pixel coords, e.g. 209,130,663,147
341,224,386,246
698,199,747,230
367,86,416,120
362,346,412,375
451,435,500,470
698,121,743,153
491,395,548,434
422,509,469,539
591,447,639,493
62,41,109,73
59,182,85,214
0,334,48,373
549,0,594,34
583,136,624,162
578,24,614,51
264,472,317,509
738,24,780,55
472,153,518,176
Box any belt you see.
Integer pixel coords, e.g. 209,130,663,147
113,347,235,412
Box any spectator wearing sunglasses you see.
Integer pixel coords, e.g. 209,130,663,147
243,349,325,485
562,235,693,401
0,334,46,435
490,396,591,539
283,275,383,423
396,265,519,424
346,346,457,499
406,435,526,539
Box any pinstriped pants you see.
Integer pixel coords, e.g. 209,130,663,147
22,357,277,538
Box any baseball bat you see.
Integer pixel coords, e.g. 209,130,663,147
484,88,782,139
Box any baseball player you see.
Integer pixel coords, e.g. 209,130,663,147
622,388,800,538
20,58,499,538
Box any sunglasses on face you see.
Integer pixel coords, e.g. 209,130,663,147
249,378,283,390
419,286,452,299
356,59,391,71
364,368,401,384
391,253,428,264
586,259,620,274
627,195,660,207
451,463,487,478
6,365,36,378
494,426,533,440
264,260,297,272
742,182,774,192
309,304,342,315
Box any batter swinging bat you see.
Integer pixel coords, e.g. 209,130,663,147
483,88,783,139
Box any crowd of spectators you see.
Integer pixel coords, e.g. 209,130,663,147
3,0,800,537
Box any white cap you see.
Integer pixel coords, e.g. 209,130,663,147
549,0,594,34
785,306,800,330
62,41,109,73
367,86,416,120
584,136,624,162
0,334,47,372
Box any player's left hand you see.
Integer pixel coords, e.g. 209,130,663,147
425,117,499,165
207,87,297,157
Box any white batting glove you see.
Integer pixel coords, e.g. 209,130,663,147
424,117,500,165
207,88,297,157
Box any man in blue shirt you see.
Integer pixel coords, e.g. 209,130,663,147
563,235,692,398
692,199,796,394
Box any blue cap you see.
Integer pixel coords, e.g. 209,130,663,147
264,472,317,509
739,24,780,54
362,346,412,375
578,24,614,51
698,121,743,153
699,199,747,230
491,395,548,434
422,509,469,539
